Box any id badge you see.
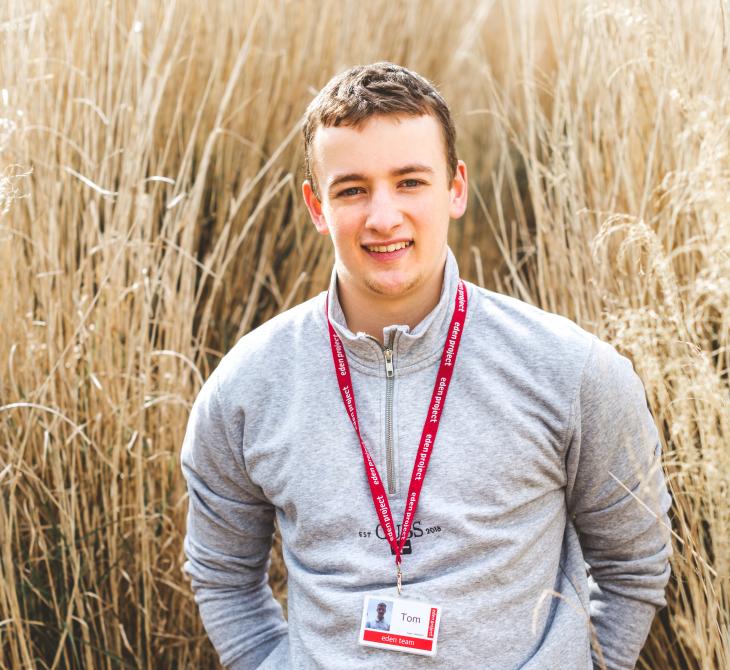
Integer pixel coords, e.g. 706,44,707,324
358,594,442,656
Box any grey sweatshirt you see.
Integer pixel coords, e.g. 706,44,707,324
181,248,672,670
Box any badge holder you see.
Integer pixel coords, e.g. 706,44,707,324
358,593,442,657
327,281,467,660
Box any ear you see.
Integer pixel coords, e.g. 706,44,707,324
302,180,329,235
448,160,468,220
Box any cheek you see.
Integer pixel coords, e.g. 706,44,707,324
329,209,364,239
328,219,360,249
417,191,448,217
413,200,449,238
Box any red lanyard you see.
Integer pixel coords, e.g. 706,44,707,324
325,280,468,587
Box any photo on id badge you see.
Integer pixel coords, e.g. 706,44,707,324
359,595,441,656
365,599,393,631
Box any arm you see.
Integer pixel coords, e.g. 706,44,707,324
566,338,672,670
181,373,288,669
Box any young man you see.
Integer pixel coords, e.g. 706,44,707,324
181,62,672,670
365,602,390,632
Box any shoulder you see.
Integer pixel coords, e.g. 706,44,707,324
463,283,649,433
465,282,596,363
464,284,645,402
208,291,329,400
579,335,648,412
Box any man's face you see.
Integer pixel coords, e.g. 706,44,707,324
376,603,386,619
303,114,467,303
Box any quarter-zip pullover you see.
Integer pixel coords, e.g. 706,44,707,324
181,248,672,670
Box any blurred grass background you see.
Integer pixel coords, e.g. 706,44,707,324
0,0,728,667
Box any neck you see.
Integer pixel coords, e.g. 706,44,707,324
336,258,447,345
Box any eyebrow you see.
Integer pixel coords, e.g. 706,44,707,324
327,164,435,194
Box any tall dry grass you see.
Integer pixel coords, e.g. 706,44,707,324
0,0,727,668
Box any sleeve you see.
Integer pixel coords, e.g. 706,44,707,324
181,373,289,670
565,338,672,670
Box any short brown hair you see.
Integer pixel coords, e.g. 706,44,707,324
303,62,457,197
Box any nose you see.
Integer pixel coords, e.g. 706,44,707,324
364,185,404,234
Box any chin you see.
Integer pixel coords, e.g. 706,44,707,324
363,273,421,298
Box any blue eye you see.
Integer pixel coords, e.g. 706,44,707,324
401,179,424,188
338,187,365,198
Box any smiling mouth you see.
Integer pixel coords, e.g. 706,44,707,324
363,240,413,253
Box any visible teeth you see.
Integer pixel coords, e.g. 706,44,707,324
366,241,411,253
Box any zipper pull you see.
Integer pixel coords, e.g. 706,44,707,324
384,348,394,378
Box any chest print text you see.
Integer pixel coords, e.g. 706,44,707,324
357,520,443,555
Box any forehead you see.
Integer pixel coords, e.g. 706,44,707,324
311,114,447,181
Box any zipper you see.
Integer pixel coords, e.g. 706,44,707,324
365,332,397,494
383,332,396,495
